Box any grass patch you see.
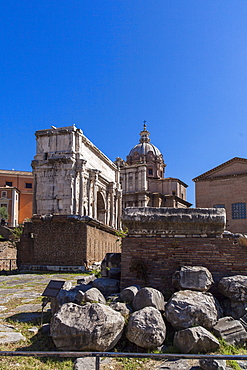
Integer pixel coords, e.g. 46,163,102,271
0,272,91,369
0,357,73,370
101,358,156,370
218,339,247,370
0,319,73,370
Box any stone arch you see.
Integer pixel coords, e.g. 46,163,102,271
83,206,87,216
97,191,106,224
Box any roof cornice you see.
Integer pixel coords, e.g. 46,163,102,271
193,157,247,182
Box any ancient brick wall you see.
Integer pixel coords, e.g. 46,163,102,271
86,225,120,264
121,235,247,296
120,207,247,297
32,216,87,266
19,215,120,269
0,241,17,270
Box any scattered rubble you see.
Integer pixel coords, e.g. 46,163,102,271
2,266,247,362
173,326,220,354
50,302,125,351
165,290,221,330
172,265,214,292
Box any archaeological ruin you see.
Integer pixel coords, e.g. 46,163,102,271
120,207,247,295
19,125,122,270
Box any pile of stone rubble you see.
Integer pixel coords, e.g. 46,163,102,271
47,266,247,369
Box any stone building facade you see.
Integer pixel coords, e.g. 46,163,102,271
193,157,247,233
32,125,122,229
115,124,191,209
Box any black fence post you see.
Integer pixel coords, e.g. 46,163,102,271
95,356,100,370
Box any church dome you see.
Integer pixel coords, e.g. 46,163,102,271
127,124,163,163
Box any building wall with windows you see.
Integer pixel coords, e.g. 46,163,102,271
0,170,33,226
193,157,247,233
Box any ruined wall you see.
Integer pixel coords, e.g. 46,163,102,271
0,241,17,270
121,235,245,295
120,207,245,295
19,215,120,270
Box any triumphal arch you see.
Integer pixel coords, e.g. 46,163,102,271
32,125,122,229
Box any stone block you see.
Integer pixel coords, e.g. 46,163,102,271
212,316,247,346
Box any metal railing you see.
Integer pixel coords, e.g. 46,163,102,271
0,258,16,271
0,351,247,369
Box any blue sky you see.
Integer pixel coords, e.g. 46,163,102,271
1,0,247,205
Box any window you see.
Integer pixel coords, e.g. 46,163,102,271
148,168,153,175
25,183,32,189
0,203,7,208
5,181,12,186
1,191,7,198
232,203,246,219
213,204,225,209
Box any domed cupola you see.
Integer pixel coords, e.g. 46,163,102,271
127,124,163,162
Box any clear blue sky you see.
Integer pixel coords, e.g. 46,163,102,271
1,0,247,205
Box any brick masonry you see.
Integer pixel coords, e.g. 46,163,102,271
193,158,247,233
120,207,247,297
121,235,247,296
18,215,120,269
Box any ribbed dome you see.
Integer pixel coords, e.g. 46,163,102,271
128,124,162,158
129,142,161,157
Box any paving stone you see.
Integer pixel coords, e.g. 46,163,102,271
0,273,79,325
0,289,24,295
3,279,38,286
74,357,111,370
28,326,39,334
0,324,16,332
155,359,201,369
12,303,42,312
0,331,26,344
11,291,41,299
21,298,36,303
1,296,10,303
